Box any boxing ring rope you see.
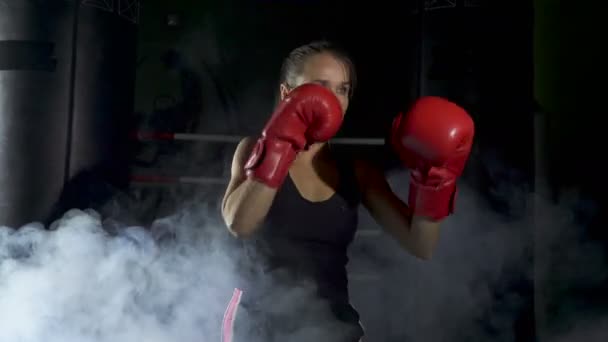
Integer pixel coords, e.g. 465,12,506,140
129,131,385,187
131,131,385,145
129,174,380,238
129,131,384,240
129,132,384,279
130,174,228,186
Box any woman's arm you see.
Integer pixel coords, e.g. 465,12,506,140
366,96,474,258
223,84,347,237
354,159,441,260
221,137,278,238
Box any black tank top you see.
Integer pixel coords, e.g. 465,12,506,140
242,150,361,306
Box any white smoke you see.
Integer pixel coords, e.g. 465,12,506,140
2,172,607,342
0,207,240,342
348,169,607,341
348,171,532,341
0,198,352,342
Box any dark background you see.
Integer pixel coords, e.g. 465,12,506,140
1,0,606,340
133,0,536,189
128,1,606,340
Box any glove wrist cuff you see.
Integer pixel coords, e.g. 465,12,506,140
244,138,297,188
408,180,457,221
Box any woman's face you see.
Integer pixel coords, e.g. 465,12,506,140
280,52,351,114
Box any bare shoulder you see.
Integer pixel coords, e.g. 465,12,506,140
234,136,257,159
230,136,258,175
222,136,258,211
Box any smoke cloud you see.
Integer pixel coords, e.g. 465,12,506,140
348,170,532,341
0,206,237,342
0,194,350,342
347,168,607,341
6,16,607,338
1,165,607,342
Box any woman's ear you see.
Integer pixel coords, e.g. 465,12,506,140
279,83,291,101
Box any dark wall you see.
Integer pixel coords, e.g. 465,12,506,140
534,0,608,339
535,0,607,196
418,1,535,216
133,0,420,139
133,1,535,193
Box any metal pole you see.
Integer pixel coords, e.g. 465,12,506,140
132,131,385,145
534,107,549,341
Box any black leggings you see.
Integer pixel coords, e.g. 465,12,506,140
222,288,364,342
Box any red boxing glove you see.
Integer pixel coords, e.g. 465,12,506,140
391,96,475,220
245,83,343,188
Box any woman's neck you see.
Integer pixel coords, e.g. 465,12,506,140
294,142,330,166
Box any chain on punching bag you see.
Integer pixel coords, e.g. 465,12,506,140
0,0,139,227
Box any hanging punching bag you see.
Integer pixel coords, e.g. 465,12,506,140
0,1,73,228
0,0,138,227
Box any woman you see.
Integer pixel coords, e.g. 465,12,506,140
221,40,474,342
